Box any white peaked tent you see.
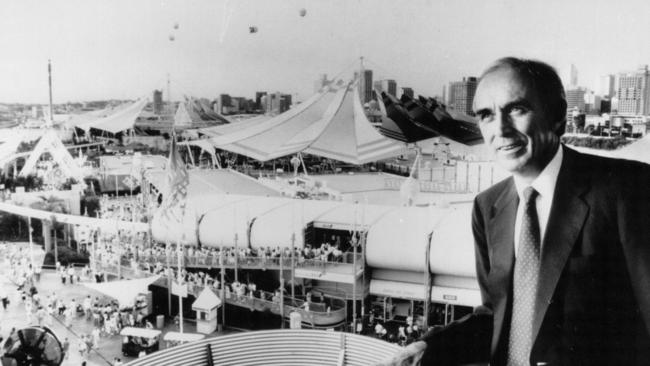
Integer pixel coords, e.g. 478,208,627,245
199,114,270,137
174,101,194,127
202,80,406,165
82,275,161,308
0,134,24,166
75,98,148,134
19,130,85,181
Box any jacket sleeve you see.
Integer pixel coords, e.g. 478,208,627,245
618,161,650,335
417,198,492,365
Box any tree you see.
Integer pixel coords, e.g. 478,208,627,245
29,195,68,256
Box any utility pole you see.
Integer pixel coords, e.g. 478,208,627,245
48,60,54,125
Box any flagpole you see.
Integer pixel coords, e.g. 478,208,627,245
352,202,358,333
178,234,184,333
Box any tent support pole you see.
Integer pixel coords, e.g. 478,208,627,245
280,250,284,329
298,152,308,177
220,250,225,331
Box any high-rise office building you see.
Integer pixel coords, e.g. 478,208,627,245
570,64,579,87
153,90,163,115
448,77,478,115
401,87,414,98
600,74,616,98
255,91,267,111
360,69,373,103
583,91,601,115
280,94,292,113
616,65,650,115
566,87,586,113
373,79,397,97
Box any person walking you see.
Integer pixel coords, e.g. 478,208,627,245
0,286,8,310
62,337,70,360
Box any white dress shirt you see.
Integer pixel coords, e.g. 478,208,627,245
512,145,563,256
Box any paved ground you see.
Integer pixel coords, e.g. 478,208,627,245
0,263,207,366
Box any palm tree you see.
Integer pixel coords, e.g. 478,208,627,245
29,195,67,258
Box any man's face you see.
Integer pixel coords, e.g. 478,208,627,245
473,67,560,180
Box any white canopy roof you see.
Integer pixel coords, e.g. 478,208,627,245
76,99,148,134
192,288,222,310
199,115,270,137
83,275,161,308
0,201,148,233
19,130,85,182
201,81,406,165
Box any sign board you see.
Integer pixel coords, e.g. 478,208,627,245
430,285,481,307
171,281,188,298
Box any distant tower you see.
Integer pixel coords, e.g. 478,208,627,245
566,87,586,112
570,64,579,87
255,91,267,111
47,59,54,125
401,87,414,98
360,70,374,103
153,90,163,115
600,74,616,98
373,79,397,97
448,77,478,115
442,85,446,105
616,65,650,115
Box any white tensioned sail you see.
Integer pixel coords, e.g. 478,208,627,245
202,80,405,165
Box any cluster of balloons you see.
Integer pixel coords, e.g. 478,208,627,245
249,8,307,34
169,22,179,41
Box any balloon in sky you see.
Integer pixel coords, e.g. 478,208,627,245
299,8,307,17
173,22,179,29
169,35,175,41
249,26,258,33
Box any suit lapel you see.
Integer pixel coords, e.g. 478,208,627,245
487,178,518,354
531,148,590,343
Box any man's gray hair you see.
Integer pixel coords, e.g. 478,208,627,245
480,57,568,136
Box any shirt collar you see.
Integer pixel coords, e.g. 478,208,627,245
513,144,563,200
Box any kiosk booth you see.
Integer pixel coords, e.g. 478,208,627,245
192,288,222,334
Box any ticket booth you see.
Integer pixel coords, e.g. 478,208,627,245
191,288,222,334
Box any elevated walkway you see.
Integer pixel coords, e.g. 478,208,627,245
92,261,348,327
138,254,364,284
125,329,401,366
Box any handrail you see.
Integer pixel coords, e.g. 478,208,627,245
136,253,363,270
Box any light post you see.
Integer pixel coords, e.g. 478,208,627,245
28,216,34,270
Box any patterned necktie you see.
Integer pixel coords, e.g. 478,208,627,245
507,187,541,366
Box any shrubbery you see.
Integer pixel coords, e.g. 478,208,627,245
561,135,631,150
43,245,90,266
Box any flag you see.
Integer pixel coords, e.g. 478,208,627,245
160,134,189,223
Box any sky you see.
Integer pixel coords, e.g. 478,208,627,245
3,0,650,104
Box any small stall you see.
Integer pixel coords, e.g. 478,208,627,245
192,288,222,334
120,327,161,357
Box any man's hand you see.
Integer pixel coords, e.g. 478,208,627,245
373,341,427,366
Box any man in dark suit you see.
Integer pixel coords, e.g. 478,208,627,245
379,58,650,366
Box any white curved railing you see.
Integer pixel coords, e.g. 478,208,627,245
125,329,401,366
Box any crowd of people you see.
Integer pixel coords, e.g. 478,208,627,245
0,242,156,365
134,241,350,272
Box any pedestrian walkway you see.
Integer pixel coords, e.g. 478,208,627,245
0,268,206,366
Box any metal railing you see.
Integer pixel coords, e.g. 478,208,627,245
136,253,363,272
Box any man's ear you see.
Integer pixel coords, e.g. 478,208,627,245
554,119,566,136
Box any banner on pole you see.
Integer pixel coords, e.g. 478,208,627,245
171,281,188,298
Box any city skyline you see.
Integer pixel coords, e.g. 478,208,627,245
4,0,650,104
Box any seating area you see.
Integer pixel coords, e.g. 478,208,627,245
125,329,401,366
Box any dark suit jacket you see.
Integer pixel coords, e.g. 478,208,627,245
421,146,650,366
